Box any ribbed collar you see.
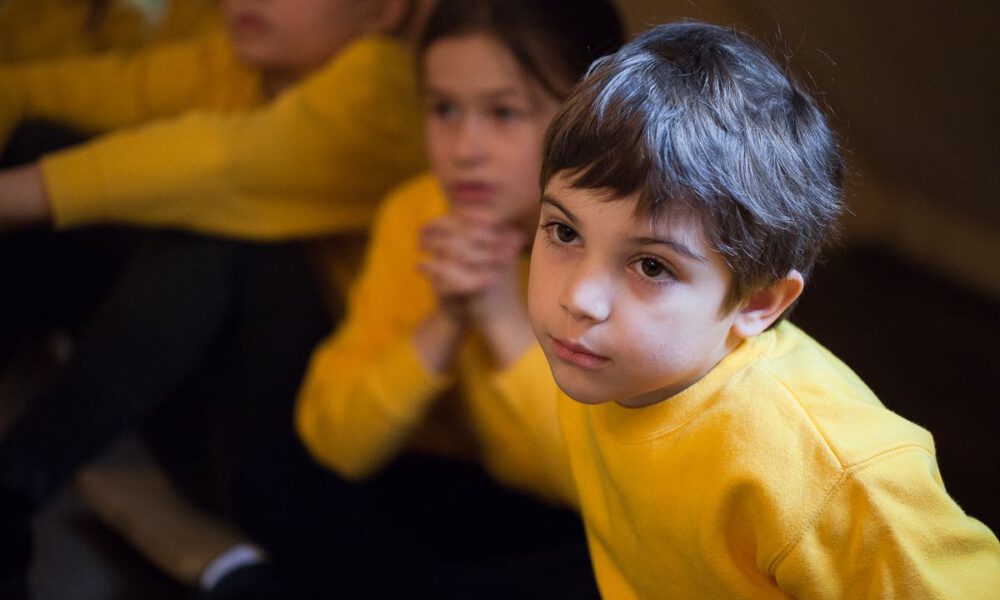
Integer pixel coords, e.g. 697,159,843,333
590,328,778,443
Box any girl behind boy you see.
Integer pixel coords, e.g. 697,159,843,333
260,0,624,596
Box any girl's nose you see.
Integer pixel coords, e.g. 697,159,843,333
453,116,488,164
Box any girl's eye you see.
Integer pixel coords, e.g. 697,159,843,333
493,106,521,122
429,100,457,120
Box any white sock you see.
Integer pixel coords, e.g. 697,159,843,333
199,543,268,591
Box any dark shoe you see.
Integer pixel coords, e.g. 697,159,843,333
200,563,286,600
0,487,32,597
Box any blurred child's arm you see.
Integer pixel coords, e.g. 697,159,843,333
295,176,452,480
0,163,48,226
39,36,425,240
0,30,258,149
775,447,1000,597
415,214,573,501
471,344,578,506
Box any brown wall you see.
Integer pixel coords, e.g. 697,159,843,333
614,1,1000,297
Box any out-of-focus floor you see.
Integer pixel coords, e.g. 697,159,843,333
9,243,1000,598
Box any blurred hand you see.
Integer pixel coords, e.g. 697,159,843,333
418,207,525,324
0,163,50,229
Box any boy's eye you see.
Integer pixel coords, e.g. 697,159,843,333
554,223,578,243
634,257,673,281
542,222,579,246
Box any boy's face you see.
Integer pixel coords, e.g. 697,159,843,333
423,33,561,231
224,0,385,77
528,173,744,408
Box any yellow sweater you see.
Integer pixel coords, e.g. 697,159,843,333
0,0,219,62
295,173,573,503
558,322,1000,598
1,30,426,241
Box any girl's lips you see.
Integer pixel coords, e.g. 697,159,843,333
451,182,496,205
551,337,609,369
231,13,269,35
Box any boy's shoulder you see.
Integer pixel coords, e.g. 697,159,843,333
731,322,934,469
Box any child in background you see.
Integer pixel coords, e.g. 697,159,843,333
525,21,1000,597
0,0,424,234
0,0,220,63
0,0,427,375
276,0,623,596
0,0,428,596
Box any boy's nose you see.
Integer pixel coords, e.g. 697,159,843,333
560,266,612,323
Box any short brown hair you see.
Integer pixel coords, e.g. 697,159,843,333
542,21,845,313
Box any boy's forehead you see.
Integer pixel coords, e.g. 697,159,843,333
544,172,698,232
544,172,716,258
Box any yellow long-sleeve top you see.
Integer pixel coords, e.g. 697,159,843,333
556,322,1000,598
295,173,574,503
1,30,426,241
0,0,146,62
0,0,220,63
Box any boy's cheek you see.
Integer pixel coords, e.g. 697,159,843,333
526,260,550,336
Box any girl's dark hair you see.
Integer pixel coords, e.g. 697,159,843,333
418,0,625,100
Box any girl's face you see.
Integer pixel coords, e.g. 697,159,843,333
423,33,563,232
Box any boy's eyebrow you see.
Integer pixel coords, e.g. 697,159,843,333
628,236,708,262
543,194,706,262
540,195,578,225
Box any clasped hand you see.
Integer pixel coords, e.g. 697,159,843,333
418,206,528,328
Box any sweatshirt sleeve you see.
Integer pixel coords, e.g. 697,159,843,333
469,345,578,506
40,36,426,240
0,31,258,147
295,176,451,479
774,446,1000,599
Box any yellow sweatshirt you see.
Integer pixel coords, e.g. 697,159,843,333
557,322,1000,598
295,173,574,503
0,0,221,62
1,30,426,241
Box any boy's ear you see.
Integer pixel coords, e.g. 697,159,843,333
730,270,804,339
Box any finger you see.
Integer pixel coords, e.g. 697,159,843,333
452,205,505,227
420,259,501,297
419,216,462,250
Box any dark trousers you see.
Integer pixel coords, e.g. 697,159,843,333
0,121,137,373
1,232,331,507
223,439,599,600
0,120,331,511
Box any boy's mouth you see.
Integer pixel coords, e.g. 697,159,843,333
550,336,609,369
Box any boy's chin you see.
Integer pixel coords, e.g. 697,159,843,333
554,380,613,406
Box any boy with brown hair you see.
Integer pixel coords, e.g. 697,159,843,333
527,21,1000,598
